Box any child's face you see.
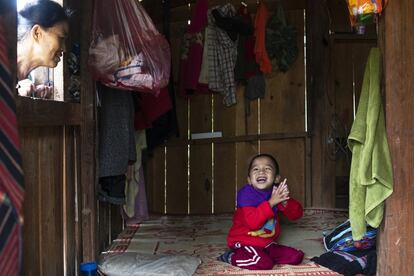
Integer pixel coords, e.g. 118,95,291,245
247,156,280,190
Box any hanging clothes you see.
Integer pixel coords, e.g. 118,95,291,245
198,27,211,86
98,83,137,178
122,131,149,224
144,0,180,152
233,5,265,117
178,0,209,97
234,4,258,83
134,87,172,130
207,3,238,106
254,2,272,74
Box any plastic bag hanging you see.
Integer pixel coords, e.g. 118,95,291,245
88,0,171,94
346,0,388,30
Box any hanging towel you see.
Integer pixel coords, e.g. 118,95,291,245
348,48,393,240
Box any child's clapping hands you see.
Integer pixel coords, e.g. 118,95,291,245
268,178,290,207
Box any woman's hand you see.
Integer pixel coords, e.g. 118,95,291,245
17,79,53,99
34,84,53,99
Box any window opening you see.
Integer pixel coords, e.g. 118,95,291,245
17,0,65,101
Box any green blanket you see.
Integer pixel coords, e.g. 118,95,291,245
348,47,393,240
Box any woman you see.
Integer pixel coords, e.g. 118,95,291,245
17,0,71,98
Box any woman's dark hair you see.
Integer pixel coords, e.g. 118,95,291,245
247,153,280,175
18,0,72,41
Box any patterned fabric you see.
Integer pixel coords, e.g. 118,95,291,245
207,4,238,107
0,19,24,276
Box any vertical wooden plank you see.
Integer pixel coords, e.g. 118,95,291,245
235,85,259,136
110,205,123,241
190,94,212,134
261,10,305,134
190,144,212,214
166,145,188,214
38,127,64,276
79,0,97,262
307,0,336,207
63,126,77,276
334,42,354,139
214,94,236,137
305,137,312,207
146,147,166,214
144,154,154,213
189,94,212,214
235,142,258,193
378,1,414,275
261,139,306,205
74,126,82,272
170,21,187,87
171,96,188,142
97,202,110,253
21,128,41,276
214,143,236,213
333,42,354,208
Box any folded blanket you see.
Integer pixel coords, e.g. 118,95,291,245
348,47,393,240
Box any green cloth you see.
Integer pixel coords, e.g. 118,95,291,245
348,47,393,240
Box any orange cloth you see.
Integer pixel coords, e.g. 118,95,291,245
254,2,272,74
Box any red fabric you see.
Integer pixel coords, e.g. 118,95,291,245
178,0,210,97
254,2,272,74
187,0,208,33
0,223,19,275
178,42,208,97
0,19,24,276
134,87,172,130
231,243,304,270
227,198,303,248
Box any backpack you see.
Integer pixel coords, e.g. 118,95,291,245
323,220,377,252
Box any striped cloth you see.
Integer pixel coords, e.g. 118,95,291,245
0,19,24,275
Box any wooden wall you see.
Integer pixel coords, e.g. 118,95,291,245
3,0,122,274
20,124,80,276
307,0,376,208
146,0,308,214
145,0,378,212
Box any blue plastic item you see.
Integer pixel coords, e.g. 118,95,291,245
80,262,98,276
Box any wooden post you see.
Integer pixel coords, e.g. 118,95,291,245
306,0,336,207
79,0,97,262
378,0,414,274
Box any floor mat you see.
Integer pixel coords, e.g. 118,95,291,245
102,208,347,275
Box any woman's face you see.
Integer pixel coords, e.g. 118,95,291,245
35,21,68,68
